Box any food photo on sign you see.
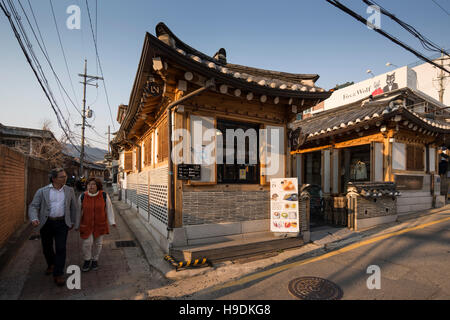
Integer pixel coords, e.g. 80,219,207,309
270,178,299,233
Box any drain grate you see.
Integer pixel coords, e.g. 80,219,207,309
115,240,137,248
288,277,343,300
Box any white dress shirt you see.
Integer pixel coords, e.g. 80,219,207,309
49,184,65,218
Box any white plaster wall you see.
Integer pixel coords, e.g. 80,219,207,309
332,149,339,193
323,149,330,193
429,147,436,173
374,142,384,181
392,142,406,170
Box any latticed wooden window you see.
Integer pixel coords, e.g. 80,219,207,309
124,151,132,171
157,119,168,162
144,134,152,166
406,144,424,171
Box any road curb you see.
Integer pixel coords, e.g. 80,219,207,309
111,199,215,280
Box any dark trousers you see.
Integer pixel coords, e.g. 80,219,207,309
40,219,69,276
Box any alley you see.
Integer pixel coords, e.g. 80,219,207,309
0,194,168,300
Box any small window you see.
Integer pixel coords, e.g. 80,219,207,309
144,134,152,166
124,151,132,171
157,119,168,162
406,144,424,171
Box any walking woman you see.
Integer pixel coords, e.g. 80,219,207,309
75,178,116,272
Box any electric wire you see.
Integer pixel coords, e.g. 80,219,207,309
85,0,116,131
49,0,80,110
431,0,450,16
326,0,450,74
19,0,82,118
362,0,449,57
7,0,71,131
1,0,81,154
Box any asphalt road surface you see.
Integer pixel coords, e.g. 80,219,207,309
198,217,450,300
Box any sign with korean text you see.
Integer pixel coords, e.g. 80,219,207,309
270,178,299,233
177,164,201,180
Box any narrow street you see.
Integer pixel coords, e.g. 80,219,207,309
192,215,450,300
0,197,168,300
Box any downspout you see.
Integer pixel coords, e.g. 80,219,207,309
167,79,215,231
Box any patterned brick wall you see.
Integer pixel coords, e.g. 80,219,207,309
182,190,269,225
0,146,49,249
0,146,26,248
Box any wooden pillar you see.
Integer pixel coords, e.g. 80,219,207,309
383,130,394,182
173,111,184,228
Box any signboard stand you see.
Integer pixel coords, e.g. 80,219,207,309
270,178,299,234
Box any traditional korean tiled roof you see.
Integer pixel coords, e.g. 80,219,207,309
347,182,400,198
0,123,55,140
290,95,450,143
155,22,328,97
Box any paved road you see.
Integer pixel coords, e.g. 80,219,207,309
0,199,169,300
197,216,450,300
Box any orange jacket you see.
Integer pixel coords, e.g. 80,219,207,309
79,191,109,239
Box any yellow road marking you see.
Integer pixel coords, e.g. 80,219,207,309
213,216,450,291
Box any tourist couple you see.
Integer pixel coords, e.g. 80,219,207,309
28,168,116,287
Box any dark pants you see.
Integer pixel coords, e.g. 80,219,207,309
40,219,69,276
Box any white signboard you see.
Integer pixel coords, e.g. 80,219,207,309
270,178,299,233
324,66,417,111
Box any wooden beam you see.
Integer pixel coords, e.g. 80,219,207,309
291,144,332,154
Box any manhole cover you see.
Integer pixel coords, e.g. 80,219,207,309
115,240,137,248
288,277,343,300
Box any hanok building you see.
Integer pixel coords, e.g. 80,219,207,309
290,85,450,231
111,22,330,253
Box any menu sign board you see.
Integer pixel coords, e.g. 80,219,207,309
177,164,201,180
270,178,299,233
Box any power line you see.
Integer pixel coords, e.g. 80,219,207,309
85,0,116,131
326,0,450,74
1,0,81,154
18,0,82,117
362,0,450,56
7,0,70,129
49,0,80,109
431,0,450,16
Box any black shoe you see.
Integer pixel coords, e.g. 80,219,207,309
91,260,98,271
81,260,91,272
45,265,54,276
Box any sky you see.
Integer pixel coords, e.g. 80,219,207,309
0,0,449,150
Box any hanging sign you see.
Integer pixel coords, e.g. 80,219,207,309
145,82,162,97
270,178,299,233
177,164,201,180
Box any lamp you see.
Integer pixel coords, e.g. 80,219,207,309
366,69,375,77
385,62,398,68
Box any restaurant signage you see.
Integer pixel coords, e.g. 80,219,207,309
270,178,299,233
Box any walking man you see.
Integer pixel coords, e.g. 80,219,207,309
29,168,79,286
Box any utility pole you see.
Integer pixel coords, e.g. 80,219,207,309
107,125,110,154
78,59,103,177
435,51,450,104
